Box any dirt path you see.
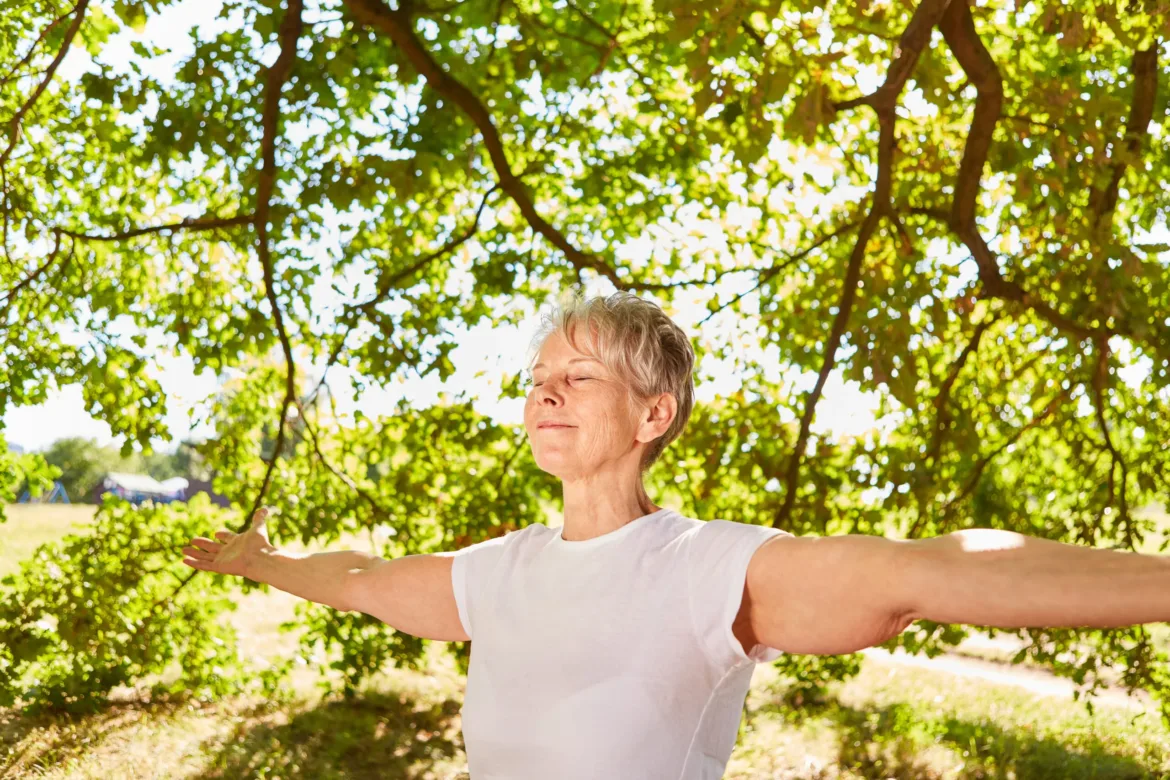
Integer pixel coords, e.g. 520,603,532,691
861,645,1155,713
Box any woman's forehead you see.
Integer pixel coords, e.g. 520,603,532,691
531,329,605,368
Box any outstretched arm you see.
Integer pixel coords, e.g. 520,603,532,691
898,529,1170,629
739,529,1170,656
182,507,380,612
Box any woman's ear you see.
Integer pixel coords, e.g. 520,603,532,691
636,393,677,443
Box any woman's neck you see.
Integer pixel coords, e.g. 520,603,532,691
559,481,659,541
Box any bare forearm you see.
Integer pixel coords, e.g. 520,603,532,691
906,529,1170,629
246,547,379,611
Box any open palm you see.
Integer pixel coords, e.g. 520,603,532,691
181,507,274,579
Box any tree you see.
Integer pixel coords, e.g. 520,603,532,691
170,439,212,482
39,437,131,502
32,436,192,500
1,0,1168,716
0,435,56,513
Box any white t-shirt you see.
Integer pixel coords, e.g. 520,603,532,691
449,507,793,779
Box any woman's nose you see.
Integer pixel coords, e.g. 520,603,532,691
535,378,565,405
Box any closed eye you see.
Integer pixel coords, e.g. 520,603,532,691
530,377,594,388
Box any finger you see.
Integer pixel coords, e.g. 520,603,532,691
190,537,222,552
182,545,216,561
181,557,209,569
214,530,235,541
251,507,270,530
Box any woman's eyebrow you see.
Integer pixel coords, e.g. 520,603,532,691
531,357,602,370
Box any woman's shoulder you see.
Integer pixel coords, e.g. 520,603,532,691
447,520,554,556
661,514,789,548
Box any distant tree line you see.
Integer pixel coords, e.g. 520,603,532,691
35,438,209,502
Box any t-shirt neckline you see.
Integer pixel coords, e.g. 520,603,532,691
551,507,673,549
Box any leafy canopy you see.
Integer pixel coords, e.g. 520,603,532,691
2,0,1169,716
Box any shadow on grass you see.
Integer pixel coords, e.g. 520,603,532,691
1,685,464,780
752,690,1159,780
0,698,193,776
188,689,465,780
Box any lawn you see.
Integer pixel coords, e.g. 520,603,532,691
0,505,96,576
2,504,1169,778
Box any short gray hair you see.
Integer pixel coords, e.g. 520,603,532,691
527,288,696,470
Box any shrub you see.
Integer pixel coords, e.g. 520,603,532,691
0,494,255,713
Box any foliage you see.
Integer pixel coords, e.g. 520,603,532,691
0,435,57,517
209,393,557,695
284,602,427,700
167,439,214,481
0,495,262,713
37,436,136,501
1,0,1169,718
768,652,866,711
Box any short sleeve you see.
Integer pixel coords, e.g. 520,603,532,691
446,534,510,640
685,519,793,670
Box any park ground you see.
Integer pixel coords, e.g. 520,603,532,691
2,505,1169,779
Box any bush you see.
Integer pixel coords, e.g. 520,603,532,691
0,494,255,714
771,652,865,711
286,601,427,700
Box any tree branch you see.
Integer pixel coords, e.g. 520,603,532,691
0,0,89,170
354,185,499,316
342,0,628,288
835,22,900,42
303,322,356,410
775,0,956,529
150,0,304,615
906,313,999,537
697,217,863,327
295,397,411,540
925,314,997,470
0,228,64,326
1002,113,1063,134
514,7,609,54
1091,337,1133,549
57,214,253,242
936,1,1098,342
740,20,767,49
906,206,1100,340
938,0,999,241
493,428,527,501
933,389,1069,528
1090,44,1159,228
830,0,953,113
251,0,304,515
302,185,501,408
510,0,689,157
0,4,76,86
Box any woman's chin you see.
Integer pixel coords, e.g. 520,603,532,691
533,454,581,480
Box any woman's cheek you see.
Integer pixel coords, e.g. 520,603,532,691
584,399,628,463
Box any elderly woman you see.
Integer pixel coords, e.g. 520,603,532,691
182,291,1170,779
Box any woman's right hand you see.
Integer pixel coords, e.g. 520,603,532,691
181,507,277,579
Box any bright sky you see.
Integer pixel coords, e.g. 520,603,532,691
4,1,1163,454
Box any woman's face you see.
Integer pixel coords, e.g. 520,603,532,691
523,330,644,480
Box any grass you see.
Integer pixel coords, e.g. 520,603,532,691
0,505,96,578
732,658,1170,779
1,647,472,780
2,504,1170,778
